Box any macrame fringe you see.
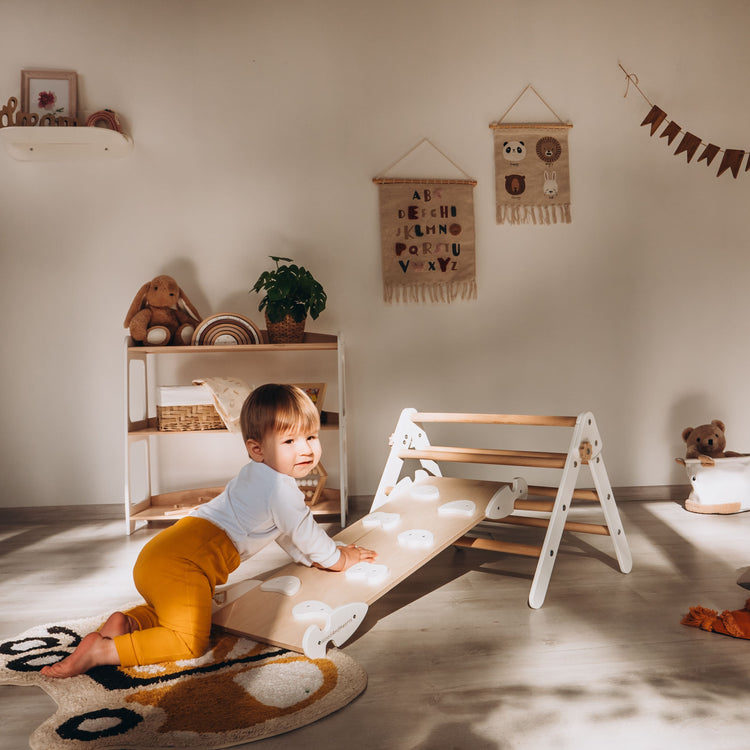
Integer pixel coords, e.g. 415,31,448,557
497,203,572,226
681,598,750,639
384,280,477,304
680,606,719,631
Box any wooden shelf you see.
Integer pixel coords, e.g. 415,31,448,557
125,332,348,533
129,411,339,438
128,487,342,525
128,332,338,354
0,125,133,160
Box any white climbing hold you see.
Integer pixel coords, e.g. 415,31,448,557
397,529,434,549
345,562,389,584
260,575,301,596
438,500,476,517
362,511,401,530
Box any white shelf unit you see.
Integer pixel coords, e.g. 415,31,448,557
0,125,133,160
124,333,348,535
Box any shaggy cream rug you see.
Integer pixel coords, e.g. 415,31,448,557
0,611,367,749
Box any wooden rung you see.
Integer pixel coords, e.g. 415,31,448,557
411,412,578,427
527,485,599,501
398,446,567,469
490,516,611,536
454,535,542,557
514,499,555,512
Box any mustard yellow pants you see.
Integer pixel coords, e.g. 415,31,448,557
113,516,240,666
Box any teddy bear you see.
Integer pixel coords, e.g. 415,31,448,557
680,419,742,466
124,275,202,346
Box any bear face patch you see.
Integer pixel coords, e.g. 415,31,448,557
505,174,526,195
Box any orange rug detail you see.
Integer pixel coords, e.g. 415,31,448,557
681,598,750,639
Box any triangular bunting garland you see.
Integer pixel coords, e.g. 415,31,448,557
622,63,749,179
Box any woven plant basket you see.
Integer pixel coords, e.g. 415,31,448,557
265,313,306,344
157,404,225,431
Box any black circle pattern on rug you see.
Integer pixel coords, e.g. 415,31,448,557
1,626,81,672
56,708,143,741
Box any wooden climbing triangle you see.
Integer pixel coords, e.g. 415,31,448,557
372,409,632,609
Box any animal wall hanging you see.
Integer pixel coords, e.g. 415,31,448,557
373,139,477,303
490,85,572,225
620,63,749,179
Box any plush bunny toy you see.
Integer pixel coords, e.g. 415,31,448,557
124,275,202,346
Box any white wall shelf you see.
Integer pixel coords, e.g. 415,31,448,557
0,125,133,160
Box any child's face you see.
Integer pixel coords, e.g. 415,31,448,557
247,427,321,479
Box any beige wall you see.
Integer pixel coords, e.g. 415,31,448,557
2,0,749,507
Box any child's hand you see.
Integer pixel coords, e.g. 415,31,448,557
316,544,377,572
338,544,377,570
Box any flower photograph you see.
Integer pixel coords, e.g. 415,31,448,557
20,69,77,118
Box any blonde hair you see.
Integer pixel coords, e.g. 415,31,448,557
240,384,320,443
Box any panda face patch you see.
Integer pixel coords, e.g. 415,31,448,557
502,141,526,163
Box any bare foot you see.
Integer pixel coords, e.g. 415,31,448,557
40,632,120,678
99,611,138,638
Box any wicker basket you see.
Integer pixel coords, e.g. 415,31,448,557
157,404,225,432
265,313,306,344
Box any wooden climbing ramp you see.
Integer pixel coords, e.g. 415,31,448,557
213,408,631,658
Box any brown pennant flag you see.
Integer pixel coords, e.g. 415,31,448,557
640,104,667,136
626,65,750,180
674,132,702,163
660,121,681,145
717,149,744,179
697,143,720,167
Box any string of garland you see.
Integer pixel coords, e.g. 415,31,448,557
620,63,747,179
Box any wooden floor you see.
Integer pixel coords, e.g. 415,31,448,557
2,495,750,749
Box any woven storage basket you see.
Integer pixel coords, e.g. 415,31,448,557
265,313,306,344
157,404,225,432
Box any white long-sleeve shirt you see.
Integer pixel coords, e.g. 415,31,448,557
191,461,340,569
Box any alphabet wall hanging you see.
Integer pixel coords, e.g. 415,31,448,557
620,63,748,179
373,139,477,304
490,85,572,225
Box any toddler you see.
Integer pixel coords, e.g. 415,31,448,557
42,383,376,678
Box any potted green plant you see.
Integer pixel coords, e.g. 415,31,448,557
250,256,327,343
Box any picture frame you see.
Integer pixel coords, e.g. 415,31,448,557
20,69,77,119
294,383,326,414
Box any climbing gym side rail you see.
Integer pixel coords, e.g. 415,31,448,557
372,409,632,608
